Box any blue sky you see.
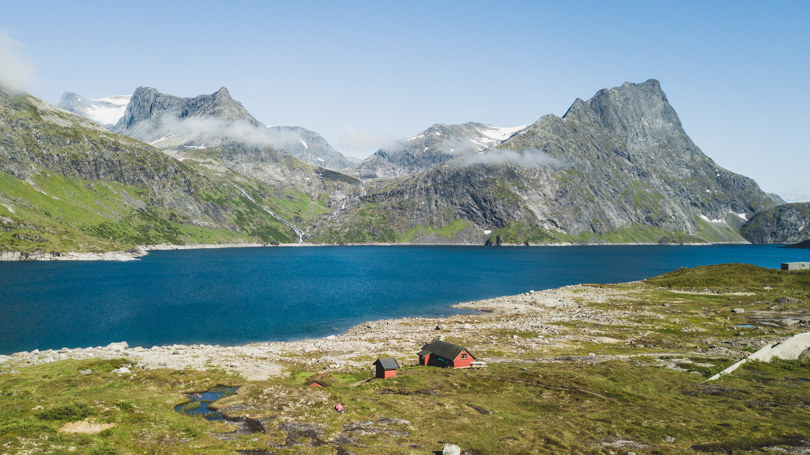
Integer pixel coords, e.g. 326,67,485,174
1,0,808,201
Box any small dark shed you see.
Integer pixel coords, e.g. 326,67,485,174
418,339,476,368
373,357,400,379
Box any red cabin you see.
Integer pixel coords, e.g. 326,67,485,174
373,358,400,379
417,339,476,368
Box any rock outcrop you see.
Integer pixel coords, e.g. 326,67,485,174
741,202,810,244
113,86,260,135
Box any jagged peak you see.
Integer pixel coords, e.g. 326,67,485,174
213,86,231,98
562,98,587,119
560,79,680,133
132,86,159,96
59,91,82,102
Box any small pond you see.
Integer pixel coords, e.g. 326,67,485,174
174,385,239,421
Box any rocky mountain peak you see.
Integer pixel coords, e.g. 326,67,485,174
113,86,260,133
213,86,231,98
562,79,681,135
58,91,84,107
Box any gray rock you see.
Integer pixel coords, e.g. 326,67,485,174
436,324,447,330
741,202,810,244
732,308,745,314
665,435,676,443
114,86,260,134
110,87,353,171
107,341,129,351
79,369,92,375
112,367,131,374
442,443,461,455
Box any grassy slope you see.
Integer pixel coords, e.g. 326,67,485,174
0,167,324,252
0,92,338,253
1,265,809,453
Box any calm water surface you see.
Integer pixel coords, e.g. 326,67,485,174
1,245,807,353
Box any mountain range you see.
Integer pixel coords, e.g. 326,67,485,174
0,79,793,254
310,80,781,244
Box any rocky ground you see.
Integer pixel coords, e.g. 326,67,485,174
1,282,784,381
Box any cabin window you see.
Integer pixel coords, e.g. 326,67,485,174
461,353,467,359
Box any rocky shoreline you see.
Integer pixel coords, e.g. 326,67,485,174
0,240,736,262
1,282,765,381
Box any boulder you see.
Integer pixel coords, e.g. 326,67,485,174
107,341,129,351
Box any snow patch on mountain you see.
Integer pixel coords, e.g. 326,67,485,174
57,92,131,127
85,95,131,126
478,124,528,142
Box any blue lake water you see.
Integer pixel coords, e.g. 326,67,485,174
0,244,807,354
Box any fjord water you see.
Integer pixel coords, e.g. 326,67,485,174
1,245,807,354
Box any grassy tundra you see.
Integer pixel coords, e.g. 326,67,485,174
1,264,809,454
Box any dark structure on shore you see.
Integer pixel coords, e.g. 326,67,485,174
418,339,476,368
373,358,400,379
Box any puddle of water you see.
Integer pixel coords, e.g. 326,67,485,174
174,385,239,421
735,324,756,328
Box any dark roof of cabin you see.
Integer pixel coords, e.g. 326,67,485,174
373,357,400,370
418,339,475,361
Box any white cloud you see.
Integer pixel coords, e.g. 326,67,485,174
0,29,36,92
137,115,312,150
779,190,810,203
336,125,398,157
454,148,571,169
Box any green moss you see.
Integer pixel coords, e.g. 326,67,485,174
35,403,95,421
399,218,472,242
645,263,810,291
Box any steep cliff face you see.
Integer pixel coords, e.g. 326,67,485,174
353,122,526,179
312,80,780,244
113,86,259,135
110,87,353,170
496,79,778,238
741,203,810,244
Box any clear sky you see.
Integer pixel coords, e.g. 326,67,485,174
1,0,808,202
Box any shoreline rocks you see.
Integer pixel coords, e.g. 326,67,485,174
0,284,636,380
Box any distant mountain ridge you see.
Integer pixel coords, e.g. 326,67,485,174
60,87,354,171
353,122,526,179
2,79,789,253
311,80,781,244
113,86,260,133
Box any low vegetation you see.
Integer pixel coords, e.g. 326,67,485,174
1,265,808,453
